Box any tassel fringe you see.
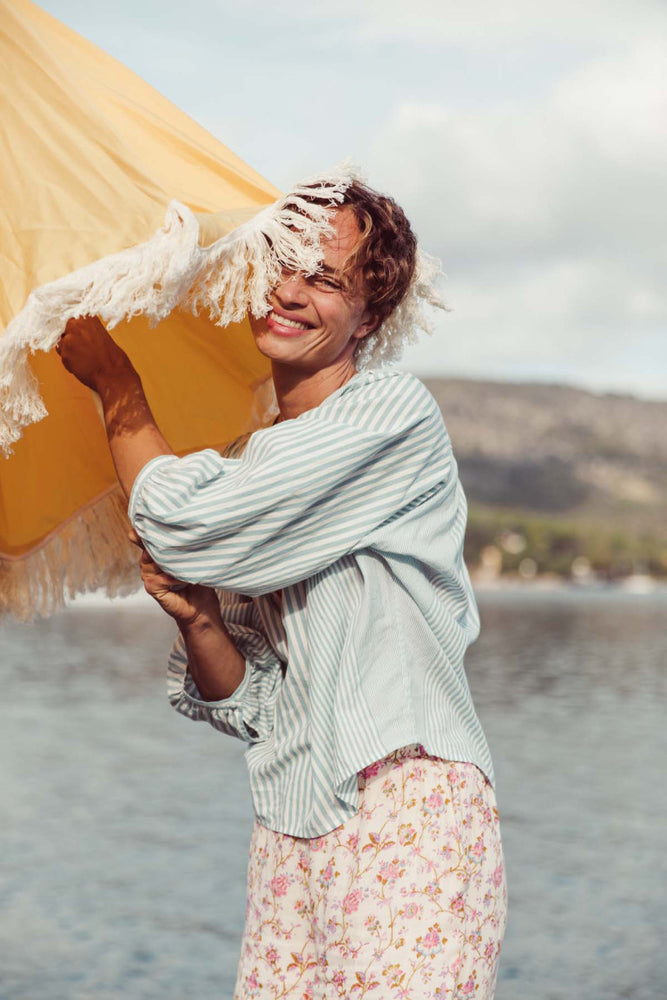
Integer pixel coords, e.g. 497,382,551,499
355,247,447,368
0,162,447,619
0,162,447,454
0,488,140,621
0,164,357,455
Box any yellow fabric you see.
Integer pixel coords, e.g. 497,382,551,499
0,0,275,595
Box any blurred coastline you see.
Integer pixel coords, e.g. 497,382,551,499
421,377,667,587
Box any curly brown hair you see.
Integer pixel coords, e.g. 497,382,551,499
298,179,418,326
287,171,444,367
338,181,418,326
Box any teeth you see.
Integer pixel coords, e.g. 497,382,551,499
270,311,310,331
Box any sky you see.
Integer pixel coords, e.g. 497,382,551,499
36,0,667,400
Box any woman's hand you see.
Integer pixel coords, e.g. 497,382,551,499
129,530,221,628
56,316,173,499
129,530,246,700
56,315,135,391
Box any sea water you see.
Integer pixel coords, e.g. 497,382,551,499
1,587,665,1000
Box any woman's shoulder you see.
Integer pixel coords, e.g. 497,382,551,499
346,365,423,391
332,367,441,422
241,368,443,452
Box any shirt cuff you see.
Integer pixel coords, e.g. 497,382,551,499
127,454,180,524
181,659,254,709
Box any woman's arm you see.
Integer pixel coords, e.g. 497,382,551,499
129,372,451,596
56,315,172,497
59,315,245,698
134,532,246,701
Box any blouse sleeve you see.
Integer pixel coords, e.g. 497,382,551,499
128,372,451,596
166,591,283,742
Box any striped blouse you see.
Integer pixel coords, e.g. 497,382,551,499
128,368,494,837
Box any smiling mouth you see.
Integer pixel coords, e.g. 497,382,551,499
268,310,313,331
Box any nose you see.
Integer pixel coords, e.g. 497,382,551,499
274,270,309,308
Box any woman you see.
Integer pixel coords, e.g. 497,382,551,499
58,178,507,999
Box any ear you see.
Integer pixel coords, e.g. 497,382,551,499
353,312,380,341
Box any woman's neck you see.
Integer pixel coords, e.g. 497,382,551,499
271,359,357,421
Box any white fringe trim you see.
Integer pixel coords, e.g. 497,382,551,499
0,162,447,620
0,487,140,621
0,164,357,456
0,161,448,454
355,247,447,369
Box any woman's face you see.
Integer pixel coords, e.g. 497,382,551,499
249,207,376,373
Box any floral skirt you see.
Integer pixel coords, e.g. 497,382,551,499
234,746,507,999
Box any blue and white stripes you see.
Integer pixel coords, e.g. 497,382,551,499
130,368,494,837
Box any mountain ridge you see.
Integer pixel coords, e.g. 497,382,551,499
421,376,666,516
419,376,666,577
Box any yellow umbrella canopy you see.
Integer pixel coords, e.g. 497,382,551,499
0,0,349,619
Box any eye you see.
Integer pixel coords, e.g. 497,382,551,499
309,273,342,291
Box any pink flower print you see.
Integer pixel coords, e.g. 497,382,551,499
382,963,404,989
397,823,416,846
493,864,504,887
332,970,346,988
269,874,289,897
468,929,482,947
423,790,447,815
461,976,476,995
377,857,404,884
310,837,324,851
362,832,380,853
342,888,363,913
341,939,363,961
447,765,459,784
318,863,335,888
350,970,380,993
468,837,485,864
484,941,496,961
347,833,360,851
416,925,445,958
265,946,279,965
245,970,261,998
361,760,383,779
402,902,420,919
450,891,465,916
286,951,318,974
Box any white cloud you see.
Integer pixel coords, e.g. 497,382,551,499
552,39,667,168
35,0,667,396
236,0,667,46
369,37,667,394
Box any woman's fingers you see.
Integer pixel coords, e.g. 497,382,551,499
128,528,188,594
56,314,134,390
137,550,186,592
127,528,143,549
